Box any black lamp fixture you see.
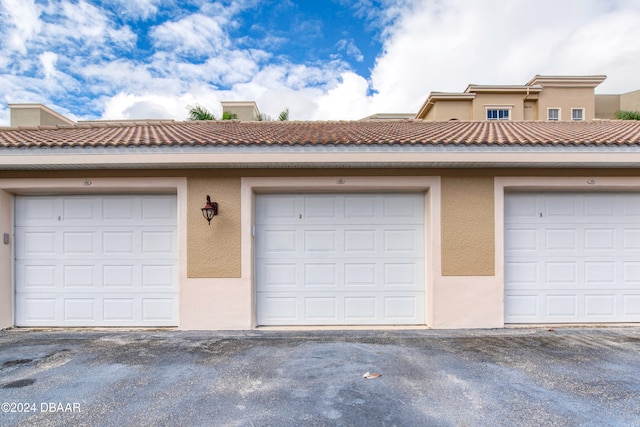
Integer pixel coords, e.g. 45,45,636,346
201,195,218,225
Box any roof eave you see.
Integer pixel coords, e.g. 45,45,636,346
2,151,640,170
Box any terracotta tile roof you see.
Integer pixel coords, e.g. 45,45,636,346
1,120,640,149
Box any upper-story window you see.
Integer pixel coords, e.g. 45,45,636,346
571,108,584,121
486,108,510,121
547,108,560,121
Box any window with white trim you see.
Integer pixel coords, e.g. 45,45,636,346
486,108,510,121
547,108,560,121
571,108,584,121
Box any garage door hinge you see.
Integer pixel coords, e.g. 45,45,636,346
252,225,255,237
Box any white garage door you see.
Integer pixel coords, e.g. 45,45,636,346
505,192,640,323
256,193,425,325
15,195,178,327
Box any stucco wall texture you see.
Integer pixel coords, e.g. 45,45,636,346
441,176,495,276
187,177,241,278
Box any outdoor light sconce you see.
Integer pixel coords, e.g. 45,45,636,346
201,195,219,225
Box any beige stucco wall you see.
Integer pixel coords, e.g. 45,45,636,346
0,190,12,328
10,106,73,127
537,87,595,121
441,176,495,276
621,90,640,112
595,94,621,119
431,100,473,121
187,177,241,278
524,100,538,120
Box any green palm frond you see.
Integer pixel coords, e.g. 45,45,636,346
187,105,216,121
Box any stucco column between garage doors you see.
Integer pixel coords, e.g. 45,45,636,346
187,177,242,278
441,176,495,276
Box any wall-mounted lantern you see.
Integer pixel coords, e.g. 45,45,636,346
201,195,218,225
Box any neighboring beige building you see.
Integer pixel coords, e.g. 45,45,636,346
220,101,261,121
596,89,640,119
415,75,622,122
9,103,75,127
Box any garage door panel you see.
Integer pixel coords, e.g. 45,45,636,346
256,195,300,224
505,194,538,220
584,294,616,317
623,295,640,316
506,192,640,323
257,193,425,325
505,294,539,319
15,195,178,327
16,197,59,225
505,262,538,285
344,196,376,219
545,295,578,318
545,261,578,286
257,292,425,325
17,230,176,260
64,265,96,288
545,194,577,217
623,229,640,249
545,229,578,252
257,258,422,292
344,297,377,320
344,263,376,287
304,196,339,220
624,262,640,285
505,227,539,252
623,196,640,216
304,263,338,288
584,228,616,251
344,229,376,252
304,230,338,253
63,198,98,221
18,298,57,322
584,195,616,217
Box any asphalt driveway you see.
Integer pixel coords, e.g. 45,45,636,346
1,327,640,427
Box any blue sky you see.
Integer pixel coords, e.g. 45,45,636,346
1,0,640,124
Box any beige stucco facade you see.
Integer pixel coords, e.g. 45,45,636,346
1,166,639,330
416,75,608,121
537,86,596,121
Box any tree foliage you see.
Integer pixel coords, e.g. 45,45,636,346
222,111,238,120
187,105,216,121
278,108,290,121
615,110,640,120
188,104,290,121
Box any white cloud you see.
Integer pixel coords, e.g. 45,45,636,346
313,72,371,119
101,92,204,120
336,39,364,62
39,51,58,79
367,0,640,113
3,0,640,126
152,13,229,55
0,0,42,54
102,0,164,20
